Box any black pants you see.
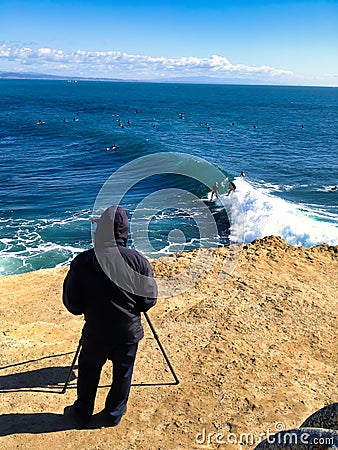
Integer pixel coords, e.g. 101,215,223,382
74,337,138,422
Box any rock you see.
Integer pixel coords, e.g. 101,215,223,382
301,403,338,431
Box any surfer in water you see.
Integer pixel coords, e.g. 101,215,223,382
210,182,219,201
105,145,119,151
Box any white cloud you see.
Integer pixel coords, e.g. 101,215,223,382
0,42,294,82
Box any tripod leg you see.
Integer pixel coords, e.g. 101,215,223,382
144,312,179,385
61,339,82,394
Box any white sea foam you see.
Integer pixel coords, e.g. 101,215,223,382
0,211,91,275
225,177,338,247
0,241,86,275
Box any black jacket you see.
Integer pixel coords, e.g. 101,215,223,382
63,206,157,345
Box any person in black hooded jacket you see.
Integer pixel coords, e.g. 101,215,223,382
63,206,157,428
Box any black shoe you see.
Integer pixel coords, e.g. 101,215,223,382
63,405,90,429
91,409,126,428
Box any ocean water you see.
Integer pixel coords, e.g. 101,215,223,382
0,79,337,276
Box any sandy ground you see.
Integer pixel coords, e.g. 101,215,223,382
0,236,337,449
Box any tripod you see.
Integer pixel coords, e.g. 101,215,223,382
61,312,179,394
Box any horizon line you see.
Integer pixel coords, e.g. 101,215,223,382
0,72,337,88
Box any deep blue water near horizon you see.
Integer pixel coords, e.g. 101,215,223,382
0,79,337,275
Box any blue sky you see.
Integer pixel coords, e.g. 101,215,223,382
1,0,337,85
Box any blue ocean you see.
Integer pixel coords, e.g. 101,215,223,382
0,79,337,276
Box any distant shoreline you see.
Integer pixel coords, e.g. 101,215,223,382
1,73,337,88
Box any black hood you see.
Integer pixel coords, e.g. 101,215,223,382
94,206,129,247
